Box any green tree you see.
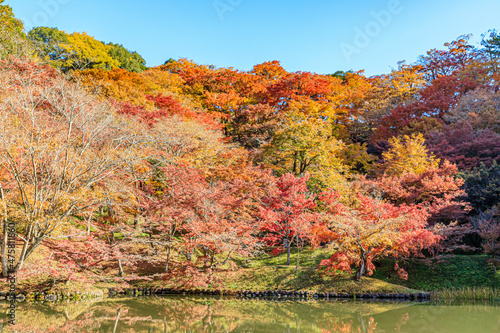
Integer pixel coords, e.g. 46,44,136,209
28,27,69,66
481,30,500,59
107,42,147,72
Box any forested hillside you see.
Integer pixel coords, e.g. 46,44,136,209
0,0,498,290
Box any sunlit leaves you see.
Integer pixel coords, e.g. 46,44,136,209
382,133,439,176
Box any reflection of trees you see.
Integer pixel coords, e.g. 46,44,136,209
0,298,498,332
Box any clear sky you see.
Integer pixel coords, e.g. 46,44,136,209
5,0,500,76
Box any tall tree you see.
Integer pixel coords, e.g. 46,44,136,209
362,161,468,225
0,59,137,276
444,87,500,134
28,28,122,72
260,173,316,265
459,162,500,214
28,27,70,67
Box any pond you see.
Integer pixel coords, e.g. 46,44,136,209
1,296,499,332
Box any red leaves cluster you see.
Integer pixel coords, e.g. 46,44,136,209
373,75,478,142
361,160,469,225
263,71,332,108
319,253,353,274
426,123,500,170
260,173,317,249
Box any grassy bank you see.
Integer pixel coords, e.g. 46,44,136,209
430,287,500,301
371,255,500,291
2,245,498,298
215,266,418,293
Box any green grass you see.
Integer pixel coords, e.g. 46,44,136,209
233,246,332,268
431,286,500,301
219,266,418,293
371,255,500,291
227,250,499,294
228,247,419,293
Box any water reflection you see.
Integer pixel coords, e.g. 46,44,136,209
0,296,499,332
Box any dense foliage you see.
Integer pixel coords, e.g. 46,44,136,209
0,3,498,286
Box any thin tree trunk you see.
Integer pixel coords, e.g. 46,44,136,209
209,253,215,268
15,235,41,273
63,309,70,321
118,259,124,277
112,308,122,333
150,242,158,256
221,251,232,265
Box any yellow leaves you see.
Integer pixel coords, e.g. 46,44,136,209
386,63,426,99
263,111,349,191
63,32,120,70
382,133,439,176
340,142,377,175
287,99,336,119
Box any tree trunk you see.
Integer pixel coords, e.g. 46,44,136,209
112,308,122,333
209,253,215,268
118,259,124,277
355,258,366,281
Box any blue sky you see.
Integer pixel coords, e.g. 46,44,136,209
5,0,500,76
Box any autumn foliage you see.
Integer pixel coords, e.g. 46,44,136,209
1,3,499,286
318,193,440,280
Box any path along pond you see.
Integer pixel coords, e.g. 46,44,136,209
0,295,499,332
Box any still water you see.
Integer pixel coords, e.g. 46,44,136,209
1,296,499,332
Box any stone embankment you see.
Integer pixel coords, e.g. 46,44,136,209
0,288,432,302
107,288,431,301
0,290,104,302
